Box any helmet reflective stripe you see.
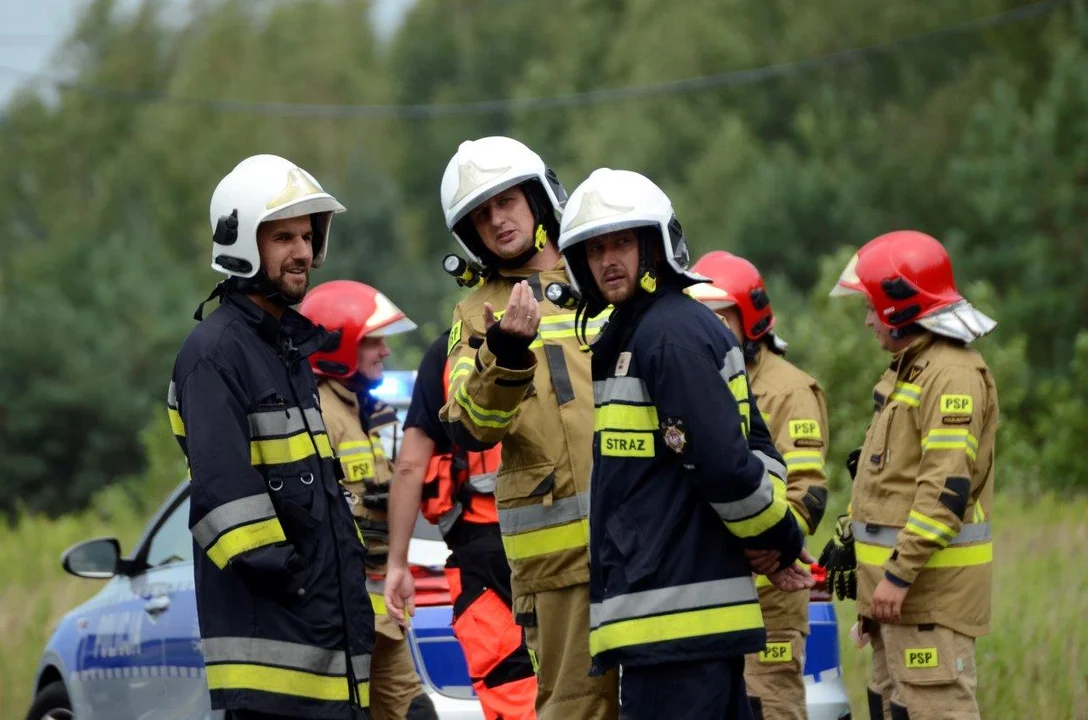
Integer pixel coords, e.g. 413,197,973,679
208,154,345,279
440,136,565,267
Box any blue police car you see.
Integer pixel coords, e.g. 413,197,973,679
27,371,851,719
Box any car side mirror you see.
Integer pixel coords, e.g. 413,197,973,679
62,537,122,579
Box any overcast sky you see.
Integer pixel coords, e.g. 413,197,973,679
0,0,412,109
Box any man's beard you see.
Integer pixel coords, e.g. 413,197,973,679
274,270,310,304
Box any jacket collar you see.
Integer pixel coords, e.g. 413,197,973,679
889,332,939,376
223,291,335,360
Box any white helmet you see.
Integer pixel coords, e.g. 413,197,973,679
558,168,703,311
440,136,567,268
208,154,345,279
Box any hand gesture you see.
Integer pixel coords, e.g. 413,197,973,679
483,280,540,340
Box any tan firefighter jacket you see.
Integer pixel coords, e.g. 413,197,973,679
439,260,608,597
748,344,830,635
851,333,998,637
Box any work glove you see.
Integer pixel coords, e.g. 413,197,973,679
817,514,857,601
362,479,390,512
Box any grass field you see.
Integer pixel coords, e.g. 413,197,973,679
1,489,1085,719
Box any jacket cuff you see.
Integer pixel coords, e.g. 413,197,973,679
884,569,912,588
485,322,534,369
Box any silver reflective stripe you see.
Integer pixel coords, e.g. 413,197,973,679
753,449,786,481
721,346,746,379
590,577,757,629
468,472,497,494
338,444,372,458
593,376,651,405
498,492,589,534
438,502,464,536
710,467,773,520
852,521,992,546
167,381,178,409
201,637,371,677
247,407,327,438
365,578,385,595
191,494,276,549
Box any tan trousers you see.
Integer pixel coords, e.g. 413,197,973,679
370,614,427,720
515,584,620,720
869,622,980,720
744,628,808,720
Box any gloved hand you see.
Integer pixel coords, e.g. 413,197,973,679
362,480,390,512
845,447,862,481
817,514,857,600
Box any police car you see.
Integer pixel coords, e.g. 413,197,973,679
27,371,850,720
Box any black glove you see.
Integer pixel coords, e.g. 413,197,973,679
818,515,857,601
362,480,390,512
845,447,862,481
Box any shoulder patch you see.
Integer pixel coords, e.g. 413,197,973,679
939,394,973,415
447,321,462,356
907,364,926,383
794,438,825,449
661,416,688,454
615,351,632,377
942,415,972,426
789,419,821,441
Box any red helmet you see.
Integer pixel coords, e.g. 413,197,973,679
299,280,416,378
688,251,775,341
830,230,965,330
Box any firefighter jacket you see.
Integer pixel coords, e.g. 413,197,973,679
748,343,830,635
851,332,998,637
168,291,373,718
587,287,805,673
440,261,608,596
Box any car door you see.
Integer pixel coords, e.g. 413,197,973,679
136,489,220,719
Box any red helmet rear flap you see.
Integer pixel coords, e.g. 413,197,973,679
299,280,416,378
689,251,775,340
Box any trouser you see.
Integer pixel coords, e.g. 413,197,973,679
619,656,753,720
867,621,980,720
744,628,808,720
370,614,436,719
446,531,537,719
514,583,620,720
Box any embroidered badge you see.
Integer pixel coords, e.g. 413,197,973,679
661,417,688,454
615,351,632,377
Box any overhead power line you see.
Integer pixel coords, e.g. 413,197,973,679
0,0,1070,119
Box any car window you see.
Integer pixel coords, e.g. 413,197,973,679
145,496,194,568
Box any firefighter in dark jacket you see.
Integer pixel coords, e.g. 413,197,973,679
557,168,814,720
168,154,374,720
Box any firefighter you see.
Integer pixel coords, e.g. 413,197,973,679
557,168,813,720
298,280,437,720
168,154,373,720
437,136,619,719
385,329,538,719
689,251,830,720
828,230,998,720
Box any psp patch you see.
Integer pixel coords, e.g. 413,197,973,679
758,642,793,664
661,416,688,454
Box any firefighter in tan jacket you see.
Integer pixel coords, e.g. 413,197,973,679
300,280,438,720
435,137,618,720
690,251,829,720
828,231,998,720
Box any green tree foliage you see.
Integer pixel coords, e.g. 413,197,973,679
1,0,1086,517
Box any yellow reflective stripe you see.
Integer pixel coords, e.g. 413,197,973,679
856,541,992,568
727,374,749,402
502,518,588,560
168,408,186,437
448,357,474,389
973,503,986,523
206,664,369,705
589,602,764,656
890,381,922,407
754,574,772,589
905,510,957,547
921,429,979,460
724,475,789,538
251,433,333,466
206,518,287,569
453,384,516,429
594,403,659,431
338,440,371,453
789,504,812,535
783,450,824,473
369,592,386,615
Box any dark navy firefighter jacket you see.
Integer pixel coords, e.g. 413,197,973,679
168,291,374,718
588,287,804,673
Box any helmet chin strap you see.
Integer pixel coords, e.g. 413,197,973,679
636,230,658,295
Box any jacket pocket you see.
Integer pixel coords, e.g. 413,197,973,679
494,461,555,508
604,503,664,586
865,404,898,473
269,471,324,556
